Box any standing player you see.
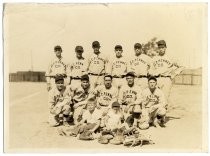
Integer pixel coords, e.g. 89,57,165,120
66,46,87,87
86,41,108,88
46,45,67,91
108,45,127,90
118,72,142,120
48,75,71,127
149,40,184,107
128,43,151,89
139,76,166,129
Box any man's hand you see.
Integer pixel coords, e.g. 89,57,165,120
47,83,51,91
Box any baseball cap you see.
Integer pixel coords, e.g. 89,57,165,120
54,45,62,52
157,40,167,47
55,74,64,83
112,101,120,108
81,74,89,81
92,41,100,48
148,76,157,82
115,45,122,50
126,72,135,77
104,74,113,80
75,46,84,53
134,43,142,49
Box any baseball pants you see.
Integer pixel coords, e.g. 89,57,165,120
112,78,126,91
135,77,148,90
157,77,172,106
138,106,166,130
48,103,71,127
89,75,104,88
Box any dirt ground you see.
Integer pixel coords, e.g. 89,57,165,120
5,82,206,152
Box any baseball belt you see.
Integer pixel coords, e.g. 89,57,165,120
70,76,81,80
88,73,105,76
113,75,125,78
137,75,147,78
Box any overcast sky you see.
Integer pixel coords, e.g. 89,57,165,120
4,3,207,73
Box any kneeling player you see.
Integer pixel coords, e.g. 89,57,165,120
139,76,166,129
48,75,71,127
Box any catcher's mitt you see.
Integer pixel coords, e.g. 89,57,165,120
123,134,154,147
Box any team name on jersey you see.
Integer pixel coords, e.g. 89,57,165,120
75,62,84,66
51,61,66,68
55,94,64,103
90,57,105,63
99,92,113,99
153,58,172,67
146,94,159,102
113,61,126,65
125,90,137,95
130,58,147,66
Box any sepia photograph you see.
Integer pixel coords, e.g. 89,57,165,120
3,3,208,153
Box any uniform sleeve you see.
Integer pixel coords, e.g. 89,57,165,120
104,55,110,74
85,56,91,73
48,90,55,109
134,87,143,105
141,90,148,108
46,60,53,83
158,90,166,107
118,87,124,104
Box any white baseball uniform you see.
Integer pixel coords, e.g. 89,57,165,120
48,86,71,126
118,84,142,119
46,56,67,88
66,57,87,87
67,84,94,124
139,87,166,129
149,55,182,105
128,54,151,89
86,53,108,88
108,55,127,90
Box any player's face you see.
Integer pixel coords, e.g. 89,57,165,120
93,47,100,54
115,49,123,58
112,106,119,113
87,102,96,111
148,80,157,89
104,77,112,88
56,80,64,90
134,48,142,56
55,50,62,57
126,76,134,85
81,80,89,89
76,51,83,58
158,46,166,56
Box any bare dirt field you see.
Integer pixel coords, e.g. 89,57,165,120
5,82,206,152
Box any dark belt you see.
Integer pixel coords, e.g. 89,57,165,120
88,73,105,76
159,75,171,78
113,75,125,78
70,76,81,80
137,75,147,78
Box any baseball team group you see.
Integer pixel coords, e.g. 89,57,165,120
45,40,184,145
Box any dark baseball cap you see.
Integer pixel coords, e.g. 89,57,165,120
134,43,142,49
54,45,62,52
55,74,64,83
75,46,84,53
104,74,113,80
115,45,122,50
92,41,100,48
112,101,120,108
148,76,157,82
81,74,89,81
157,40,167,47
126,72,135,77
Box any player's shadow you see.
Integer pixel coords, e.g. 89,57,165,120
165,116,181,123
